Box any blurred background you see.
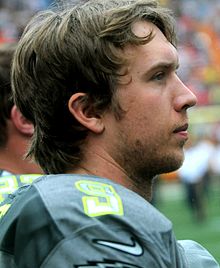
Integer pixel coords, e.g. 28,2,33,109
158,0,220,263
0,0,219,263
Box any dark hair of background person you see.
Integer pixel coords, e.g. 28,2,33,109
0,43,17,148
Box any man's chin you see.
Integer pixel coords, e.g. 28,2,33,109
158,156,184,175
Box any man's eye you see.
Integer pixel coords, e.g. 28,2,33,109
152,72,165,81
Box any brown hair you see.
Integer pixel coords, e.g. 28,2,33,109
12,0,176,173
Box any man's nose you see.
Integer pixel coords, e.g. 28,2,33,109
174,81,197,112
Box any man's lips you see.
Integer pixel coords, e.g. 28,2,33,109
173,123,188,133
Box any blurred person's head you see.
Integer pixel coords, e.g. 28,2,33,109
0,42,42,174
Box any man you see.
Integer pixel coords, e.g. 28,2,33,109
0,43,42,203
0,0,219,267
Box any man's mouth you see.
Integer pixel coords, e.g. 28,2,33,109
173,123,188,133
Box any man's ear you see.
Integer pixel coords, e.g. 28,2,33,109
11,105,34,136
68,93,104,134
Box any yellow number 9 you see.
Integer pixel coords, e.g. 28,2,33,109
75,180,124,217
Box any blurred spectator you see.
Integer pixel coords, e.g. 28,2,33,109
0,42,42,203
209,126,220,178
178,135,215,222
0,0,52,42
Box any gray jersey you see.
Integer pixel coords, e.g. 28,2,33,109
0,174,219,267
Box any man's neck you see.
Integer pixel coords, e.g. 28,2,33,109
0,143,41,175
69,147,153,201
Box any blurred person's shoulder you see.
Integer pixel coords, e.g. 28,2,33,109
0,172,42,204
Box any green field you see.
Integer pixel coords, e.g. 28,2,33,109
155,180,220,263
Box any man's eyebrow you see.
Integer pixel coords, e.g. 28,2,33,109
147,61,179,73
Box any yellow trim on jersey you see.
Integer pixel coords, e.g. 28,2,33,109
0,204,11,218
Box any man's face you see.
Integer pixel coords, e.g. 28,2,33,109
103,21,197,185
